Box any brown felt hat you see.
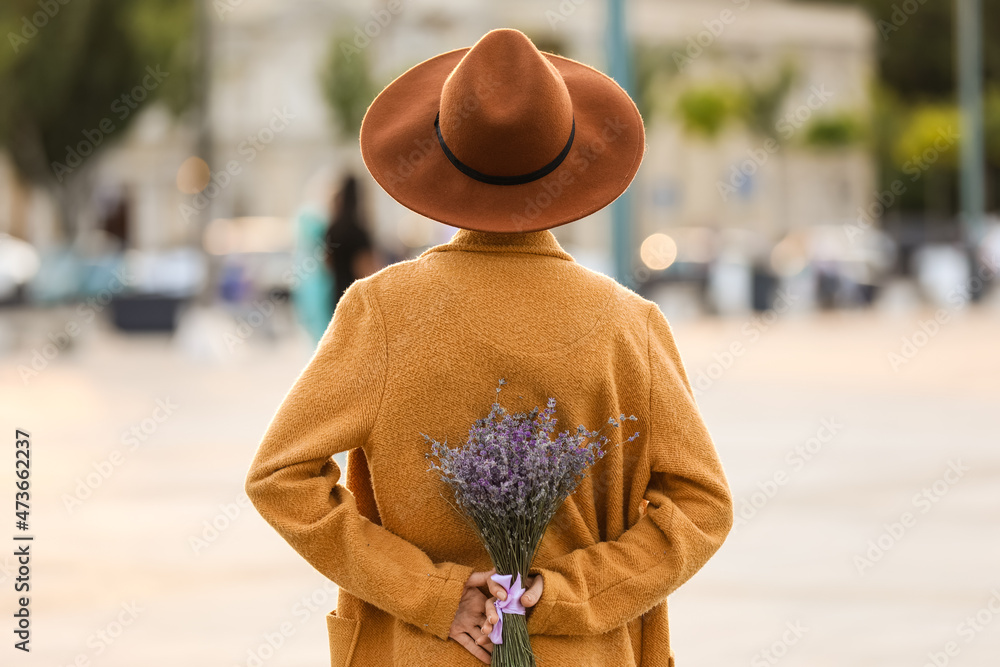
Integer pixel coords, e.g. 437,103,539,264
359,28,646,233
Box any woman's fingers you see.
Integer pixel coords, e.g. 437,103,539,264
521,574,544,607
486,572,544,605
474,629,494,650
484,596,498,624
465,568,496,589
455,633,492,664
486,576,506,601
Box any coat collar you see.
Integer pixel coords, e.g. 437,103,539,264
419,228,576,262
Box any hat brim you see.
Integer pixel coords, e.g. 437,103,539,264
360,48,646,233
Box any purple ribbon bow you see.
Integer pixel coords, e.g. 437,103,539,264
488,572,527,645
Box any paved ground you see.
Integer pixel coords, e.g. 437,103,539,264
0,300,997,666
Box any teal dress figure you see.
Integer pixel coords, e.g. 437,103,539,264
291,203,335,345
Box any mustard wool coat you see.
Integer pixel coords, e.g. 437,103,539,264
245,228,734,667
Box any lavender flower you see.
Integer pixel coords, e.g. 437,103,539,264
424,379,639,666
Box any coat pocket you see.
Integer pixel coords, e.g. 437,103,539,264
326,608,361,667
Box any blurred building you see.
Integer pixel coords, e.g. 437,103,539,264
633,1,875,232
0,0,875,278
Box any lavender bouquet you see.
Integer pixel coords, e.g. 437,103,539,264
424,379,639,666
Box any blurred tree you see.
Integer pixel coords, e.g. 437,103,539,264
320,30,379,143
633,44,681,122
795,0,999,102
868,89,961,221
986,86,1000,166
675,85,742,139
0,0,195,238
738,63,798,141
797,0,999,215
524,32,568,58
802,112,868,149
892,105,961,170
738,65,800,234
870,84,922,215
892,104,961,218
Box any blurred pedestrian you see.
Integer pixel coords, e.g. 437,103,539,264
289,169,336,345
324,174,378,313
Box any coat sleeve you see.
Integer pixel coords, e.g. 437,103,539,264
525,302,734,636
244,278,474,640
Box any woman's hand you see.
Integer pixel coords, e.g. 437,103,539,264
477,571,544,648
450,570,497,664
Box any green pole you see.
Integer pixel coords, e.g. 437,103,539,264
607,0,635,289
956,0,985,245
